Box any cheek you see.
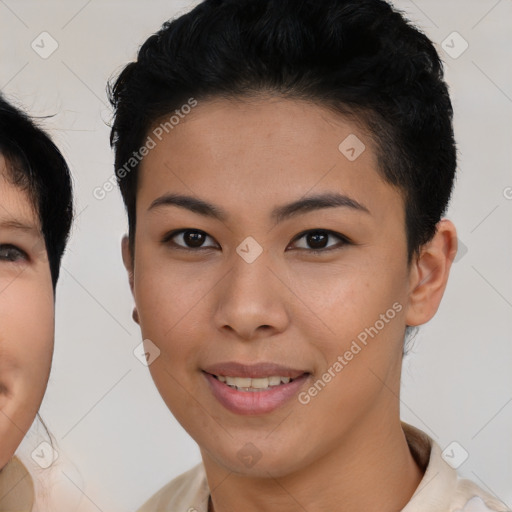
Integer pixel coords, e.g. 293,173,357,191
0,279,55,386
133,257,206,394
134,252,212,340
0,277,54,467
297,256,407,336
297,257,409,404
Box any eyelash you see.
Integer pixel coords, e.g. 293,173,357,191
0,244,28,263
161,228,352,254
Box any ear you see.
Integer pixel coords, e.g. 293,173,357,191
121,235,134,293
121,235,140,325
405,219,458,327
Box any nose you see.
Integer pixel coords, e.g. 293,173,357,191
213,252,290,341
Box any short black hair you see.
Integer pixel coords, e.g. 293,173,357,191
0,93,73,289
108,0,456,262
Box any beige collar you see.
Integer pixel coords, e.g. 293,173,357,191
0,456,34,511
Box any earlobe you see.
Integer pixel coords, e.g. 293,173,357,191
121,234,135,294
122,235,139,324
405,219,458,327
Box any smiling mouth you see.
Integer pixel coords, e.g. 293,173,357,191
203,365,311,414
209,374,305,392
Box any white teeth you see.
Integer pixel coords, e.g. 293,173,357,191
215,375,295,391
225,376,251,387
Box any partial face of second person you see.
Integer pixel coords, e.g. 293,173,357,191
123,96,456,477
0,155,54,470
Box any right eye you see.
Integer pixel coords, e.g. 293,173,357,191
0,244,28,262
161,229,219,251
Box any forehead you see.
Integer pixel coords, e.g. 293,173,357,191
146,96,375,161
136,96,402,222
0,154,40,230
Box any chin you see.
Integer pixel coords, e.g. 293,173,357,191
202,440,310,479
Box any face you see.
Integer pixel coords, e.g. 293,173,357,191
0,155,54,470
124,97,454,477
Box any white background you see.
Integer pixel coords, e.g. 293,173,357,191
1,0,511,510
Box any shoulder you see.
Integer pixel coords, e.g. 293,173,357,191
137,463,209,512
450,479,511,512
0,456,34,511
401,422,511,512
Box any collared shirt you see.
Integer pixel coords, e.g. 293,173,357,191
0,450,87,511
137,422,511,512
0,456,34,511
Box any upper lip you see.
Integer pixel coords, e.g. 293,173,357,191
203,362,309,379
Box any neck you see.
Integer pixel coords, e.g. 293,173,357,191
202,412,424,512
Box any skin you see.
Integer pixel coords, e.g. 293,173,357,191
0,155,54,471
122,96,458,512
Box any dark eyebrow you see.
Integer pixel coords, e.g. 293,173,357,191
0,219,40,234
271,192,370,223
148,192,370,223
149,194,228,221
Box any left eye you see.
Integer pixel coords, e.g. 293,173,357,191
163,229,218,250
288,230,350,252
0,244,28,262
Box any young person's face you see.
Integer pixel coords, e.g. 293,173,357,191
123,97,456,477
0,156,54,469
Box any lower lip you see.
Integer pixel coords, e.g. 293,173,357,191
203,372,310,415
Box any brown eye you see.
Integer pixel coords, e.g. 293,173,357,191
306,232,329,249
163,229,218,250
182,230,206,247
289,230,350,252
